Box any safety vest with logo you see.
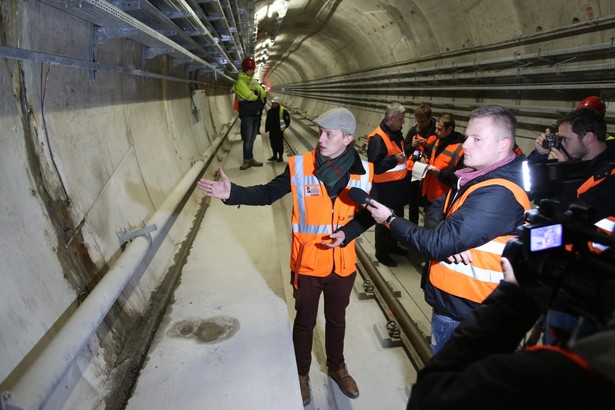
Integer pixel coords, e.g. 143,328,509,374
288,152,373,288
421,139,464,202
279,106,287,132
429,178,531,303
367,126,407,183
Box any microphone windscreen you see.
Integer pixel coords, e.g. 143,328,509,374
349,187,369,204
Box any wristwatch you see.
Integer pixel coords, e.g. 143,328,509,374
384,211,397,229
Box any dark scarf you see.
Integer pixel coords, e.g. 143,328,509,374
315,146,357,193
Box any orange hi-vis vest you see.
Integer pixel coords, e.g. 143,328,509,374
288,152,373,288
430,178,531,303
406,134,436,171
367,126,407,183
421,139,464,202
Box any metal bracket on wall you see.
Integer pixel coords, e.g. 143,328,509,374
116,221,157,246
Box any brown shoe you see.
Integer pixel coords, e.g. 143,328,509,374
239,160,251,170
328,364,359,398
298,374,311,406
249,159,263,167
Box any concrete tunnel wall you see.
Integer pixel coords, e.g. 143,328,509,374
1,0,614,408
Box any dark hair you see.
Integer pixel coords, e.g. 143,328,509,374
414,103,432,120
438,113,455,131
557,108,607,142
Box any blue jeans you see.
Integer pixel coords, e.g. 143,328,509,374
431,312,460,354
240,115,260,161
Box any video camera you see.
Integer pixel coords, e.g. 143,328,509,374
502,201,615,325
541,133,563,150
522,159,589,200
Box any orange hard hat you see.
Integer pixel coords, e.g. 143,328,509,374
577,96,606,117
241,56,256,70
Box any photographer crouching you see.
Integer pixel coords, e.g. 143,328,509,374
407,260,615,408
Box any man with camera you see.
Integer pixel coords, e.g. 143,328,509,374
527,107,615,345
406,256,615,409
528,108,615,220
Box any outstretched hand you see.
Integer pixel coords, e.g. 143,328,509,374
197,167,232,200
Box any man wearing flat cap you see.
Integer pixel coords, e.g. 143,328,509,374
197,107,375,406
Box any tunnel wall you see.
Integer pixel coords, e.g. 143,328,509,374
0,0,235,407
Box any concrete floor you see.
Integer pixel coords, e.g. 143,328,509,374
124,131,420,410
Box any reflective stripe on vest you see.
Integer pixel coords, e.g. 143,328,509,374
421,140,464,202
367,126,408,183
289,152,373,283
430,178,531,303
279,106,287,132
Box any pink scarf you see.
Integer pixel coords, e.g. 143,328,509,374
455,152,516,188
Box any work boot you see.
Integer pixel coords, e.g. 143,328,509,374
376,252,397,267
328,364,359,399
239,160,252,170
298,374,311,406
249,159,263,167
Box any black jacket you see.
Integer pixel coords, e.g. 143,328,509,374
388,155,527,319
367,120,410,208
407,281,615,409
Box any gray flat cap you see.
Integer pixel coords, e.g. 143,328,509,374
313,107,356,135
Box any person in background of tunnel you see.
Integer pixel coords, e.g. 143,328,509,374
257,81,267,135
420,113,465,211
365,105,530,354
265,96,290,163
233,56,267,170
366,102,410,267
404,103,437,225
197,107,374,406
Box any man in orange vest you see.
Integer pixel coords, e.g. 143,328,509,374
404,103,437,225
197,107,374,406
366,105,530,353
367,102,410,267
421,113,465,210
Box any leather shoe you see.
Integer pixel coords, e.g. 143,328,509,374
267,156,277,161
298,374,311,406
239,160,251,170
376,252,397,267
390,245,409,256
328,364,359,399
249,159,263,167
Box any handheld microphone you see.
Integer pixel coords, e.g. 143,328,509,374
349,187,372,206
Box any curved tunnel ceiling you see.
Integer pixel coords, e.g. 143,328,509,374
257,0,609,87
